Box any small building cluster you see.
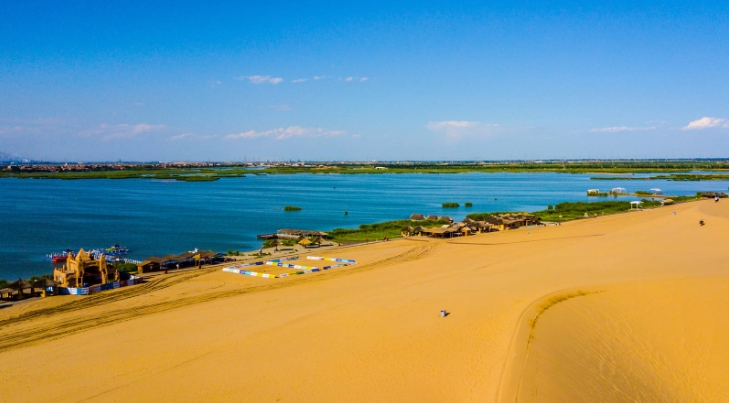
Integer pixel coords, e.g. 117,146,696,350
403,213,540,238
409,214,452,222
137,250,223,273
0,278,58,300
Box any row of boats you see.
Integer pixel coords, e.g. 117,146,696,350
45,245,130,263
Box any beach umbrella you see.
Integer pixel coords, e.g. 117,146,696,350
298,238,312,246
402,226,414,232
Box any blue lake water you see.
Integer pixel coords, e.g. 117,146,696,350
1,172,728,280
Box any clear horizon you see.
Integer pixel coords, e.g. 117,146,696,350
2,1,728,161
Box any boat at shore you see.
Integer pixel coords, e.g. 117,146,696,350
45,245,129,262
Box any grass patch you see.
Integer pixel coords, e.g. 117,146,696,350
592,173,729,181
697,191,729,198
112,262,139,273
284,206,302,211
586,192,609,196
532,201,632,221
330,219,449,242
176,176,220,182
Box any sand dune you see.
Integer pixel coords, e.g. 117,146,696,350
1,200,728,402
514,277,729,402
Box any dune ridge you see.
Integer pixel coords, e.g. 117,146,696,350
0,200,727,402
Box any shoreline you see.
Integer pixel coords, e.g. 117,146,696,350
2,198,706,286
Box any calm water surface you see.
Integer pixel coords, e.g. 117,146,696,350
2,173,727,279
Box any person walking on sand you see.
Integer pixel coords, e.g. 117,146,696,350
715,195,719,203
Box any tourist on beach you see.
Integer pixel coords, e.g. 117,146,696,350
715,196,719,203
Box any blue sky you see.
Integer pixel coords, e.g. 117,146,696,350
1,1,728,161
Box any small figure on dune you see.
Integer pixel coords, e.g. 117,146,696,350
699,220,705,226
715,196,719,203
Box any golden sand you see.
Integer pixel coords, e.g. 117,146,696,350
1,200,728,402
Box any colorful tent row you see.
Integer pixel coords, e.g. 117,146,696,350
222,256,357,280
222,268,276,278
227,261,266,270
307,256,357,264
267,256,300,263
265,261,319,270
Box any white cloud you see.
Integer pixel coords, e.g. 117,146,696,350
345,77,354,82
313,76,324,80
225,126,346,140
169,133,216,141
590,126,656,133
169,133,192,141
682,117,729,130
360,77,368,82
352,134,361,138
292,78,308,83
234,75,284,84
427,121,479,130
87,123,166,140
426,121,497,139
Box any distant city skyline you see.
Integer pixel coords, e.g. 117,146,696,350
1,1,728,161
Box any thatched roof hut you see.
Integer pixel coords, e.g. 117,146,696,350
0,279,33,299
410,214,425,221
402,225,414,232
32,278,58,289
414,225,427,232
439,216,452,222
6,279,32,291
426,215,439,221
462,217,475,224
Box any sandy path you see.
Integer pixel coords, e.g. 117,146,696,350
1,200,727,402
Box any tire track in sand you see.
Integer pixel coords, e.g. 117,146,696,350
0,244,437,353
0,267,217,328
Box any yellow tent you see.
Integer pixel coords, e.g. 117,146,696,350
298,238,312,245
